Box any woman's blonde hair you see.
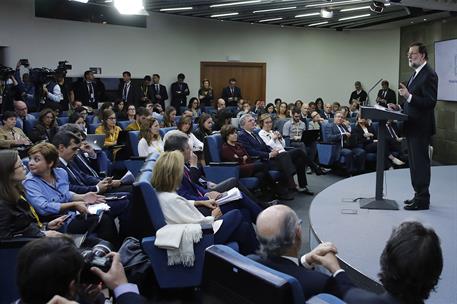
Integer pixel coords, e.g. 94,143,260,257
151,151,184,192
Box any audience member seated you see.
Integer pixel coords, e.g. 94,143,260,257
254,205,355,301
349,101,359,118
0,150,65,239
308,111,324,130
321,103,334,119
164,133,267,217
238,114,299,200
251,99,265,116
327,111,366,174
151,151,258,255
332,102,341,114
295,100,304,112
14,100,35,130
340,106,350,122
315,97,324,114
265,103,277,121
138,116,163,157
283,108,307,149
29,108,59,144
198,78,214,108
344,221,443,304
385,120,407,165
213,99,233,131
193,113,214,143
221,78,242,107
145,101,164,121
187,97,201,119
114,99,127,120
220,125,276,198
177,116,203,153
16,237,146,303
258,113,319,192
236,100,255,119
92,102,113,124
95,109,122,147
67,100,83,118
276,101,289,120
125,106,149,131
349,81,368,105
23,142,119,245
68,112,88,134
0,111,32,157
162,106,177,128
125,104,136,122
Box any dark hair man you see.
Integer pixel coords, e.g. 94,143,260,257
221,78,242,107
151,74,168,108
170,73,190,112
376,80,397,107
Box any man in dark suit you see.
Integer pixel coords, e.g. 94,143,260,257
376,80,397,107
140,75,153,106
349,81,368,106
326,111,366,174
151,73,168,108
253,205,355,301
390,42,438,211
73,70,105,108
118,71,141,107
170,73,190,112
221,78,242,107
343,221,443,304
321,103,334,119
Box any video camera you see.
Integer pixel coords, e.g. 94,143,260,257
57,60,72,73
0,65,15,81
80,240,114,284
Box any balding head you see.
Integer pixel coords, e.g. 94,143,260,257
256,205,301,259
14,100,28,117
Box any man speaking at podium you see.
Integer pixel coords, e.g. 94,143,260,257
389,42,438,211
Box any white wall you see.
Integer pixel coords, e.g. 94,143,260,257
0,0,400,105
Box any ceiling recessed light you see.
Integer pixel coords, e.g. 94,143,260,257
340,6,370,12
210,0,261,8
160,7,193,12
423,18,427,21
295,12,320,18
308,21,329,27
210,12,239,18
253,6,296,13
258,17,283,22
338,13,371,21
306,0,364,8
320,8,334,18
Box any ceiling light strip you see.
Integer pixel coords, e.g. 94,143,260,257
210,12,240,17
160,7,193,12
210,0,261,8
306,0,365,8
253,6,296,13
308,21,329,27
258,17,283,22
340,6,370,12
295,12,320,18
338,13,371,21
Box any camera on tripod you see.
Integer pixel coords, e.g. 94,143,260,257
57,60,72,72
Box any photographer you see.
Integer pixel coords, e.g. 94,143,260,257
15,60,39,112
42,70,71,113
0,65,20,113
16,237,146,304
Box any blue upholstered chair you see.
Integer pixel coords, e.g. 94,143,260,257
56,116,69,126
159,126,177,138
117,120,131,130
23,117,37,136
133,170,218,288
88,123,99,134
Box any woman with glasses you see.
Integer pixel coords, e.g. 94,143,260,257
0,150,65,239
126,105,136,122
29,108,59,144
0,111,32,157
95,109,122,147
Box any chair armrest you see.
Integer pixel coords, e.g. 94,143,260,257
204,165,240,183
130,156,146,160
0,238,36,249
208,161,239,166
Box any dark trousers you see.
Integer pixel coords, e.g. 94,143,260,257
407,136,431,203
287,148,309,188
214,209,259,255
67,213,119,247
340,147,366,173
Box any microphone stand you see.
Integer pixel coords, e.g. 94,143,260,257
366,78,383,106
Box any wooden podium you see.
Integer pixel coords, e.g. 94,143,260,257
359,106,408,210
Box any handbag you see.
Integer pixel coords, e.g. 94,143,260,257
118,237,151,284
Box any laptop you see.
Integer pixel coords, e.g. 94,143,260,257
85,134,105,151
301,130,321,144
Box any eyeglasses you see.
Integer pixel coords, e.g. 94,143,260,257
14,163,26,170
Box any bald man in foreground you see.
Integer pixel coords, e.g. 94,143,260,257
253,205,354,300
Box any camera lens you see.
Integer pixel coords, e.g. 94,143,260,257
92,240,113,257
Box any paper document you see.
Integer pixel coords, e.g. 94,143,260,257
88,203,111,214
120,170,135,184
216,187,242,205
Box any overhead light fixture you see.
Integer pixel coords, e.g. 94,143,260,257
370,1,385,13
70,0,89,3
340,6,370,12
308,21,329,26
114,0,148,15
306,0,364,8
210,0,261,8
160,7,193,12
258,17,283,22
320,8,334,18
295,12,320,18
338,13,371,21
253,6,296,13
210,12,239,18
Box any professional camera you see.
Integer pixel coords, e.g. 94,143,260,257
0,65,15,81
57,60,72,72
80,240,114,284
29,67,56,85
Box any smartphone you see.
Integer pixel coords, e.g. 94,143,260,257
105,195,126,201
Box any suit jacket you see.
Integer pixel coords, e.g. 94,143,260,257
237,129,271,160
221,86,242,106
57,161,99,194
320,110,334,120
376,88,397,105
177,167,209,201
116,292,147,304
0,198,44,239
343,288,400,304
118,81,142,107
73,79,105,107
351,124,376,148
403,63,438,137
170,81,190,108
252,256,354,300
151,84,168,108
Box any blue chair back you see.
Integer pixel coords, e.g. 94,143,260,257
118,120,131,130
321,121,333,143
174,115,181,124
136,170,167,231
23,117,37,135
159,126,177,138
206,134,223,162
274,118,288,134
128,131,140,157
29,112,40,118
204,245,306,304
56,116,69,126
88,123,99,134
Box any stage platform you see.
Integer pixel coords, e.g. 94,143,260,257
309,166,457,304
